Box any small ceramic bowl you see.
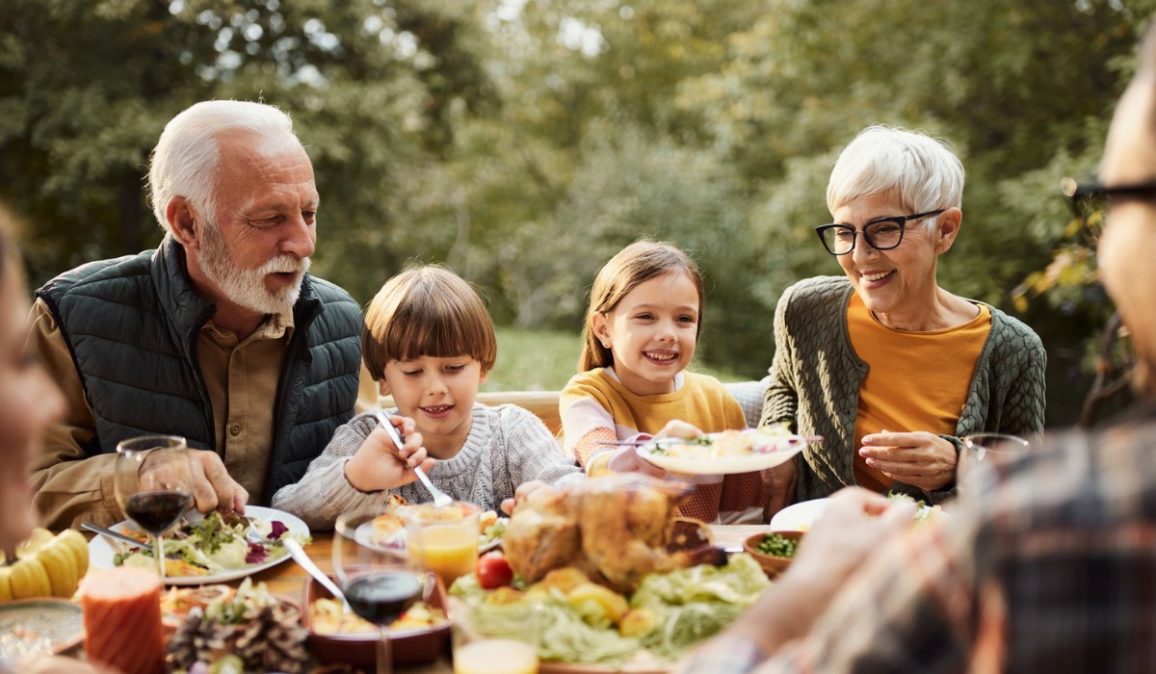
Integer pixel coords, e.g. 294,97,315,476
743,531,805,578
302,575,451,668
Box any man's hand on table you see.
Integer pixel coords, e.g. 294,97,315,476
190,450,249,515
703,488,916,660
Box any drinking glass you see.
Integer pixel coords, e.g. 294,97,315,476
957,433,1032,487
451,598,540,674
334,509,426,674
404,502,479,591
113,435,194,581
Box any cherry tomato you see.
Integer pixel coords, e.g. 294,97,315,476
476,551,514,589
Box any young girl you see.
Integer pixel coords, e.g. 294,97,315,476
560,240,767,523
273,266,583,530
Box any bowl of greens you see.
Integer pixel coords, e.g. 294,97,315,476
743,531,804,578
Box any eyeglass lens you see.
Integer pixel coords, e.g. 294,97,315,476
821,220,904,254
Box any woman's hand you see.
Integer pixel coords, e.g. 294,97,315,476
859,430,956,491
344,415,433,492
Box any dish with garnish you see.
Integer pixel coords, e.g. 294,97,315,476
88,505,310,585
0,599,84,662
303,574,452,667
770,495,945,532
636,427,811,475
361,500,507,553
742,531,804,578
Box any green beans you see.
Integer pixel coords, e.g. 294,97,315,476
756,533,799,558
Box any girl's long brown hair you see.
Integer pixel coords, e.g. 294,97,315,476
578,240,704,371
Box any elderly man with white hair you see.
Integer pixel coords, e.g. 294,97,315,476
29,100,366,529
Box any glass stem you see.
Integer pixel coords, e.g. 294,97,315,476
376,625,393,674
155,533,165,581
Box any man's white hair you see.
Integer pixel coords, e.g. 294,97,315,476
826,125,965,217
148,100,300,233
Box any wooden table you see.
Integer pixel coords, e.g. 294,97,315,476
247,525,766,673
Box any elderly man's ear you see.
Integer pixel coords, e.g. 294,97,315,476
934,207,963,254
166,196,203,252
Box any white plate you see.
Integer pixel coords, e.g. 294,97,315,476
770,497,945,531
0,599,83,661
769,497,829,531
636,435,807,475
88,505,310,586
353,518,507,554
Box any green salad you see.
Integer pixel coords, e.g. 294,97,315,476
114,512,309,576
451,554,769,665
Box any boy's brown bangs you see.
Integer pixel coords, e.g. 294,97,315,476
379,287,496,369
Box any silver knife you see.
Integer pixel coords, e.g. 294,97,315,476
81,522,145,549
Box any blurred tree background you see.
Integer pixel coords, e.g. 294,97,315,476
2,0,1152,425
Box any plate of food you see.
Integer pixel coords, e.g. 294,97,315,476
0,599,84,662
770,495,945,531
88,505,311,585
636,427,811,475
360,499,508,553
303,574,452,667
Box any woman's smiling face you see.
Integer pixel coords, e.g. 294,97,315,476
832,191,959,325
593,270,700,396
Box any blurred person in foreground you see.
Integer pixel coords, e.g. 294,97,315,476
29,100,374,529
762,125,1045,506
678,21,1156,673
0,207,112,674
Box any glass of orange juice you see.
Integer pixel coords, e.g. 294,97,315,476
404,502,480,590
451,599,540,674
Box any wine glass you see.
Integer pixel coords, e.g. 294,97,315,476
113,435,194,581
957,433,1032,491
334,509,426,674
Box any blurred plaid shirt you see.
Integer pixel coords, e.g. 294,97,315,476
678,403,1156,674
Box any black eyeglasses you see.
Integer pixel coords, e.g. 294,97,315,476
1061,177,1156,240
815,209,945,256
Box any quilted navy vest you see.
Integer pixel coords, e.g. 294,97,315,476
36,237,362,500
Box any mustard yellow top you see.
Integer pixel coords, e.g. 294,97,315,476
847,292,992,492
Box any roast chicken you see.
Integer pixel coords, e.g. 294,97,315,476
503,474,723,592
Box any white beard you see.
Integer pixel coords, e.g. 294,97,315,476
197,221,310,315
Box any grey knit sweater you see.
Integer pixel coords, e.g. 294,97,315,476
271,404,584,530
759,276,1047,504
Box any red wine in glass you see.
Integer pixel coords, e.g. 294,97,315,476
114,436,194,581
344,570,423,626
124,490,192,535
334,509,421,674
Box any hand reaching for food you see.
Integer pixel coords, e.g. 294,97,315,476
188,450,248,516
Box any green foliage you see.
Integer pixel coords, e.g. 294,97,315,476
2,0,1153,423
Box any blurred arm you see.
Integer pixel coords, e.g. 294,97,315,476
26,299,121,529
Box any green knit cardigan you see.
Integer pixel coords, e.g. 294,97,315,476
759,276,1047,504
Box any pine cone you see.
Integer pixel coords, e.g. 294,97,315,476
167,608,205,670
232,604,311,674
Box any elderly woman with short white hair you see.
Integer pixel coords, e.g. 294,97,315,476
762,125,1046,505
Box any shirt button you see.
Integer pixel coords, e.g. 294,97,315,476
229,423,242,437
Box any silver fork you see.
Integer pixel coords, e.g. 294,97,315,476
374,410,453,508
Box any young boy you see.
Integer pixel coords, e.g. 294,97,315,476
272,266,583,530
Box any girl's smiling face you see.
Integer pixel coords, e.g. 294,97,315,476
592,270,700,396
380,355,487,458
